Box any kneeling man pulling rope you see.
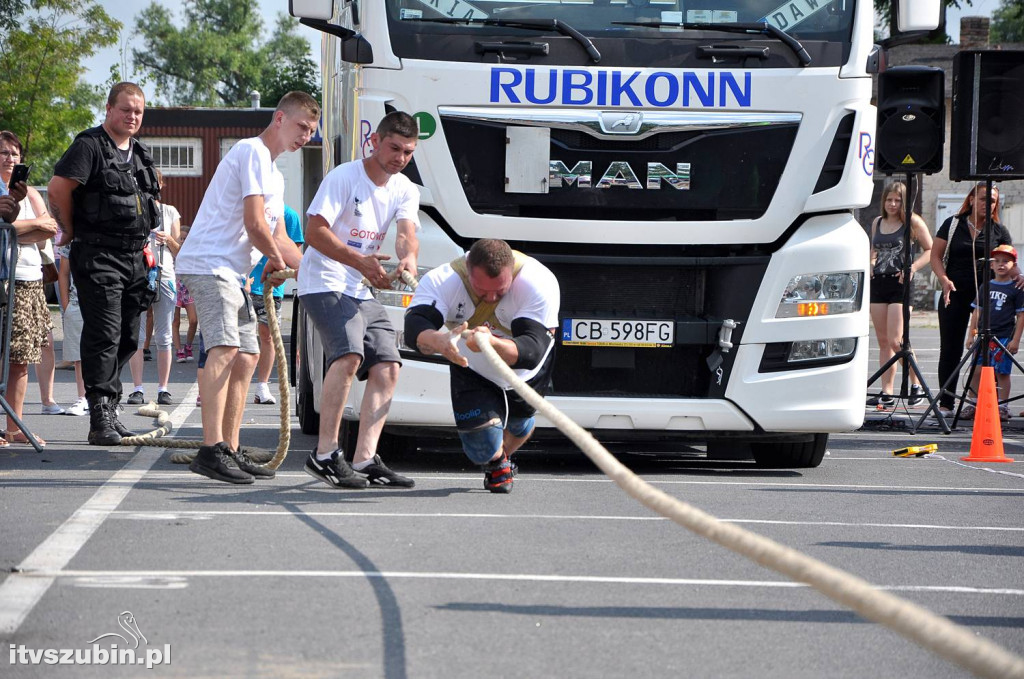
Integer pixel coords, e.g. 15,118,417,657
404,238,560,493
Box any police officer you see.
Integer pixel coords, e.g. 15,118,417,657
48,82,161,445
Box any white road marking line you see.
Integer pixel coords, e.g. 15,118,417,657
106,509,1024,531
0,387,198,635
19,570,1024,596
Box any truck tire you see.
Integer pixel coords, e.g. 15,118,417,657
297,347,319,435
751,433,827,468
339,421,414,462
340,419,359,462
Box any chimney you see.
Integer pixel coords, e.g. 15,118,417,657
960,16,990,49
250,90,261,109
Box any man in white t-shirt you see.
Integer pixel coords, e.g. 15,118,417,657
175,91,319,484
298,111,420,489
404,239,560,494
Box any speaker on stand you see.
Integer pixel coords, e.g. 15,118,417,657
875,65,945,175
950,50,1024,181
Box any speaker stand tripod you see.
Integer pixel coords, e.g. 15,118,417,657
867,173,950,435
0,222,44,452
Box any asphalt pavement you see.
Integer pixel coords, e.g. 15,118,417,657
1,304,1022,678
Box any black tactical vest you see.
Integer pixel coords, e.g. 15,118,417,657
73,127,161,244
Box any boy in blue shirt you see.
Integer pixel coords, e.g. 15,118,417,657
965,244,1024,420
249,205,303,404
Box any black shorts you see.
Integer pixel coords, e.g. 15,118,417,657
449,364,549,432
870,274,905,304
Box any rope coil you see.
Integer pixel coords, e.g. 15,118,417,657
467,329,1024,679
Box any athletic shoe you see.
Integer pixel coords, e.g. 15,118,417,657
908,385,925,407
66,397,89,417
184,344,194,361
157,391,173,406
127,390,145,405
254,384,276,405
229,446,275,479
143,348,153,361
189,442,254,484
175,349,187,363
304,449,369,489
866,393,894,407
357,455,415,488
196,394,202,406
237,446,274,464
40,402,65,415
483,455,514,494
1000,406,1011,422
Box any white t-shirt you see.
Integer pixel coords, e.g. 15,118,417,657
298,159,419,299
175,137,283,281
15,195,42,282
150,203,180,274
409,255,560,387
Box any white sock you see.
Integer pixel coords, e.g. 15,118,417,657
258,382,269,390
158,387,169,393
316,447,340,462
352,458,373,471
133,386,144,393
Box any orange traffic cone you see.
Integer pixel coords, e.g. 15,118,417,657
962,366,1013,463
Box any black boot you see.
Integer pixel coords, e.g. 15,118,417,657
87,396,121,446
109,397,136,438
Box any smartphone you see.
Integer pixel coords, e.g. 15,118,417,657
10,164,30,185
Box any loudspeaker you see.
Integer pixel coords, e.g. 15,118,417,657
876,66,945,175
950,50,1024,181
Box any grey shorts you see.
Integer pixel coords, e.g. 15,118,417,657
300,292,401,380
250,292,283,326
179,273,259,354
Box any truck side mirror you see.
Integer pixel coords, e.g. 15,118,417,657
290,0,334,20
896,0,940,32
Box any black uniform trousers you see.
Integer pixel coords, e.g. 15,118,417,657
70,241,153,401
936,273,977,410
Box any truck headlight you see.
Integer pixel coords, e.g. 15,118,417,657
374,264,428,308
776,271,863,318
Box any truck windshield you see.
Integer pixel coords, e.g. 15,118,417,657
386,0,854,66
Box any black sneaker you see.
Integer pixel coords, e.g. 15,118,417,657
483,455,514,494
908,385,925,407
237,446,274,464
127,390,145,405
189,442,254,484
304,449,369,489
157,391,173,406
866,393,894,407
229,446,275,479
143,348,153,361
357,455,415,488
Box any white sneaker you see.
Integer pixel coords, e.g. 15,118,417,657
41,402,65,415
253,384,276,405
66,398,89,417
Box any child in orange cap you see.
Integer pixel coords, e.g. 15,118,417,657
964,244,1024,420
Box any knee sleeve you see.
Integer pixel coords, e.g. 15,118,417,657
458,425,504,465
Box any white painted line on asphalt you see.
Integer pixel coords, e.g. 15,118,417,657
21,570,1024,596
0,387,198,636
106,509,1024,531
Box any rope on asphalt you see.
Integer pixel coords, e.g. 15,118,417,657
133,269,296,471
467,329,1024,679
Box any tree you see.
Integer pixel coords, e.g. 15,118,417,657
0,0,120,178
991,0,1024,42
133,0,321,108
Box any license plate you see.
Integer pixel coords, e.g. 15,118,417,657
561,319,674,348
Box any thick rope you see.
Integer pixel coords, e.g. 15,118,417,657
467,329,1024,679
133,269,296,470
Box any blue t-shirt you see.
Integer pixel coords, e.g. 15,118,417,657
972,279,1024,337
250,205,303,297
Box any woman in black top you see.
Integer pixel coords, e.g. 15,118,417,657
930,183,1011,414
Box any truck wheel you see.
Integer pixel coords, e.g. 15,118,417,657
340,419,359,462
297,348,319,436
751,434,827,468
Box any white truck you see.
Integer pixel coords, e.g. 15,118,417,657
288,0,938,467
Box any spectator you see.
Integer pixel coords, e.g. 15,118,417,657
249,204,303,405
173,225,197,363
56,239,88,416
930,183,1012,416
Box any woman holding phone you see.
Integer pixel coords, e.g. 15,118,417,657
0,130,59,446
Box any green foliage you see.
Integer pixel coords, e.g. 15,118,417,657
991,0,1024,42
133,0,321,108
0,0,120,179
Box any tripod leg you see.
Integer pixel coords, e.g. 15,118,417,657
904,354,950,435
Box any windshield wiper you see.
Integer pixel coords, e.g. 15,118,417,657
612,21,811,66
405,17,601,63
